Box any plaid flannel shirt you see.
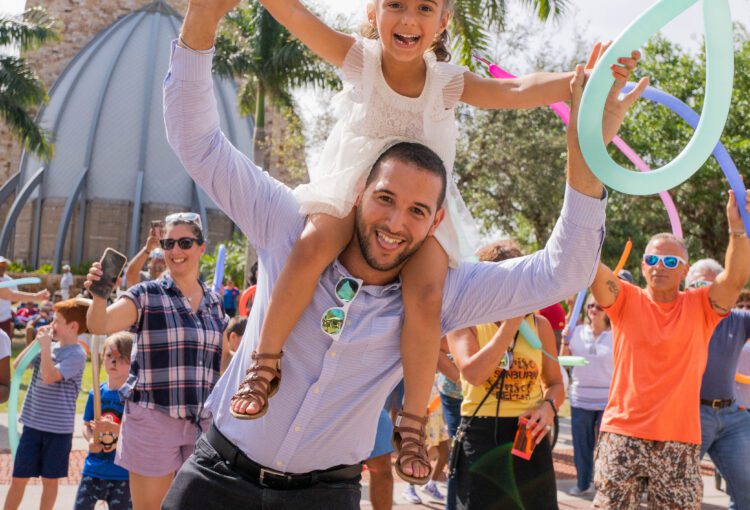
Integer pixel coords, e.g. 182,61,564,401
121,275,228,423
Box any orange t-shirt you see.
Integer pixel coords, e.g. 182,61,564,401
601,282,725,444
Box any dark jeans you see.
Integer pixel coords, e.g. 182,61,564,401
455,416,557,510
570,406,604,491
441,392,462,510
162,435,361,510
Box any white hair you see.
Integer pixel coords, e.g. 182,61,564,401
685,258,724,287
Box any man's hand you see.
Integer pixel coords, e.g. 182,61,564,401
181,0,241,50
36,325,53,350
727,190,749,234
34,289,50,302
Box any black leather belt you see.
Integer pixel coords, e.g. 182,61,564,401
700,398,734,409
205,424,362,490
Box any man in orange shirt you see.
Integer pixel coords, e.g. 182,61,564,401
589,193,750,509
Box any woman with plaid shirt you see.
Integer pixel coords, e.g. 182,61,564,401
86,214,228,510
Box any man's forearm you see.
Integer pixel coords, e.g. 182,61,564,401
180,5,223,50
723,232,750,290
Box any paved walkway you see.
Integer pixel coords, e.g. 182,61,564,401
0,414,730,509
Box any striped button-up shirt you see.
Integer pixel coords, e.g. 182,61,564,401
121,275,228,422
164,41,607,473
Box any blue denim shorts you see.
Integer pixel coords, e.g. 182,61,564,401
368,408,394,458
13,426,73,479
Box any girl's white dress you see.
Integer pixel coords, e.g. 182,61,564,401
293,37,480,266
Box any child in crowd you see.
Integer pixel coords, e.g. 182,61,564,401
4,299,89,510
230,0,631,484
221,316,248,374
74,332,134,510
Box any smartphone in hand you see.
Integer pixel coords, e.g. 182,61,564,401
90,248,127,299
150,219,164,239
511,417,535,460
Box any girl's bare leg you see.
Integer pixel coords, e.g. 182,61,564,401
231,211,355,416
397,237,448,479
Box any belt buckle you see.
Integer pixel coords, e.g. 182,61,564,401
259,467,291,488
711,399,723,409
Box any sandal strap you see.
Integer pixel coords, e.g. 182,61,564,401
394,425,424,437
395,410,428,426
251,351,283,361
246,364,280,379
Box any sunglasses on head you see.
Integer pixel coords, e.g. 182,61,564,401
160,237,201,250
320,277,363,341
643,253,687,269
165,212,202,227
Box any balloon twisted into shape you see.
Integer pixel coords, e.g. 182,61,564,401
577,0,734,195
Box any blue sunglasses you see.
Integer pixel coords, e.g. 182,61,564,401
643,254,687,269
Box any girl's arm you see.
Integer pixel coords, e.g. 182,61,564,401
461,70,574,110
446,317,524,386
259,0,355,68
437,338,460,385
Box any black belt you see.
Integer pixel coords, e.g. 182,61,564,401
700,398,734,409
205,424,362,490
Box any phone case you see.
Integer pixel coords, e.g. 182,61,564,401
90,248,127,299
511,417,535,460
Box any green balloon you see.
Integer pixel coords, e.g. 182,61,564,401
577,0,734,195
9,341,41,461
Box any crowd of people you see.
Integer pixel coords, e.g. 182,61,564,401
0,0,748,509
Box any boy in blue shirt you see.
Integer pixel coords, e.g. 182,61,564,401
4,298,89,510
75,332,134,510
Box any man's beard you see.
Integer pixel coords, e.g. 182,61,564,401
355,208,425,271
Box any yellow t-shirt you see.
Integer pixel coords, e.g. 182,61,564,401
460,316,544,417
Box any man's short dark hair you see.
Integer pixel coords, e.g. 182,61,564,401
365,142,447,210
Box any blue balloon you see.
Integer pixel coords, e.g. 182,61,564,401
621,82,750,236
212,244,227,294
566,290,588,342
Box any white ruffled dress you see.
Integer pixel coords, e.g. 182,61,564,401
293,37,480,266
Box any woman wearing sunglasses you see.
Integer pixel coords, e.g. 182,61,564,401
85,213,228,510
560,295,613,497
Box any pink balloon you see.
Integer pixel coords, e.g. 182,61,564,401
479,59,683,238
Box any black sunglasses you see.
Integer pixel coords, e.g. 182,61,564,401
160,237,201,250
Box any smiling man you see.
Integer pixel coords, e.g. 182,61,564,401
590,207,750,509
159,1,644,508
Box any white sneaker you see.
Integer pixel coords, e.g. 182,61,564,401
421,480,445,501
568,485,594,496
402,484,422,504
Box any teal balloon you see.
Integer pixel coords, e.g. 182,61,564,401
577,0,734,195
9,341,41,461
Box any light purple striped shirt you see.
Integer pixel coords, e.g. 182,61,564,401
164,41,607,473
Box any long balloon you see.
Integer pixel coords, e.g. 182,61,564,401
621,82,750,236
475,56,683,237
0,277,41,289
613,239,633,275
577,0,734,195
9,341,41,460
212,244,227,294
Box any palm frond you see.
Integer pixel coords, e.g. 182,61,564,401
0,7,60,51
0,96,54,160
0,56,48,107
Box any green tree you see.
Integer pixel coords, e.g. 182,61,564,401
0,7,60,160
451,0,569,66
213,4,340,285
200,233,249,288
455,26,750,283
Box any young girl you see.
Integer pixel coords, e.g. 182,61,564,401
230,0,628,484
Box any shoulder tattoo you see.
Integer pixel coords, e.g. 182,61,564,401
709,298,730,315
606,279,620,299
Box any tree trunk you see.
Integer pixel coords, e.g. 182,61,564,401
243,84,267,288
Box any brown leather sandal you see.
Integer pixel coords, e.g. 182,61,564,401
229,351,283,420
392,410,432,485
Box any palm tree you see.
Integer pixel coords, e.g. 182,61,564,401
0,7,60,160
213,4,340,286
452,0,569,65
